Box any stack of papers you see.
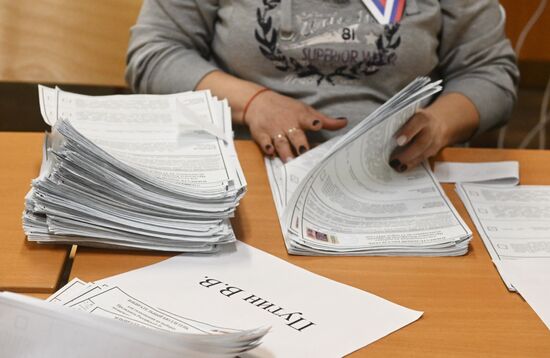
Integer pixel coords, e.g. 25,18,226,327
23,86,246,252
266,78,472,255
456,183,550,329
0,291,267,357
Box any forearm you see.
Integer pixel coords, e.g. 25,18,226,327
127,0,221,94
196,70,265,125
425,93,480,146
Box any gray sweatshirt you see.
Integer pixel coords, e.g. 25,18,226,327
126,0,519,140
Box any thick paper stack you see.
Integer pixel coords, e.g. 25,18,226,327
0,291,268,358
266,78,472,256
23,86,246,252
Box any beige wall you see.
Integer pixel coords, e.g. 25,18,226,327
0,0,142,86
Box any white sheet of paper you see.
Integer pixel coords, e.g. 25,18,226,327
495,260,550,330
434,161,519,185
47,277,87,303
97,241,422,357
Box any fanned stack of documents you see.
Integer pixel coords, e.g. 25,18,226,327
23,86,246,252
0,290,267,357
266,78,472,255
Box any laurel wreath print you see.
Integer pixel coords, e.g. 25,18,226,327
254,0,402,85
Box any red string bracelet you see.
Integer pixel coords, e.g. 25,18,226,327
242,88,270,125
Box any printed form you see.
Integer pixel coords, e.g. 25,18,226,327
266,78,472,256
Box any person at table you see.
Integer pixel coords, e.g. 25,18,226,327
125,0,518,172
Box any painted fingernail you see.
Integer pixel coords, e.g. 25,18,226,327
265,144,273,152
298,145,307,154
397,164,408,173
396,135,407,146
389,159,401,169
312,119,321,126
336,117,348,120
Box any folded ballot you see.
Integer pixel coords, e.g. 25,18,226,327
0,290,268,358
266,77,472,255
23,86,246,252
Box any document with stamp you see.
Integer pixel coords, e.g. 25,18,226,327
266,78,472,256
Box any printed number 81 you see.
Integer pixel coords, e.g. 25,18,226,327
342,27,356,40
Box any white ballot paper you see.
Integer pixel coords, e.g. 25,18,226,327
456,183,550,288
24,86,247,252
495,260,550,331
434,161,519,185
0,291,268,358
457,183,550,330
95,241,423,357
266,78,472,256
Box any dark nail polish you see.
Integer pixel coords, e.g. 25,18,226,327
336,117,348,120
312,119,321,126
265,144,273,151
298,145,307,154
397,164,408,173
389,159,401,169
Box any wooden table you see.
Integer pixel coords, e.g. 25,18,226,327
67,141,550,357
0,132,70,293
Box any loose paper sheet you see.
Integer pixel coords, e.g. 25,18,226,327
456,183,550,290
97,241,423,357
495,260,550,330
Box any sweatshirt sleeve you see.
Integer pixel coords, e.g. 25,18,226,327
126,0,220,94
437,0,519,135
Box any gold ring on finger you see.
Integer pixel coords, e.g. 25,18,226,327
273,133,287,141
287,127,298,134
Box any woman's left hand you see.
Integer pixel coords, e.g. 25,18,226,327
388,109,450,172
388,93,480,172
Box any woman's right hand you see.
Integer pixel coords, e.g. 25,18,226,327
245,90,348,162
